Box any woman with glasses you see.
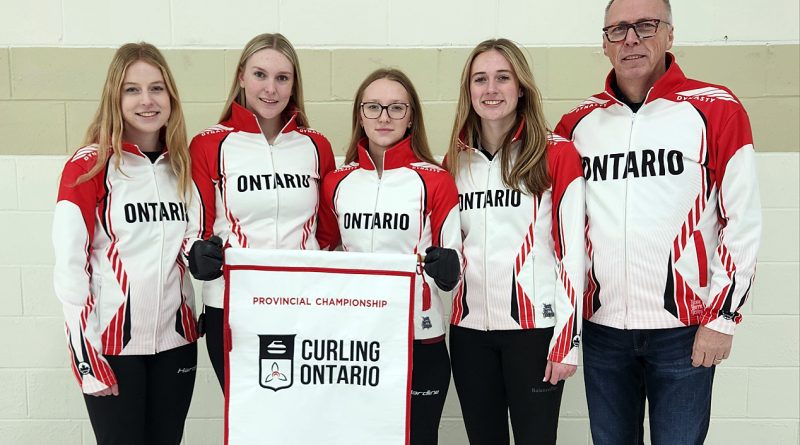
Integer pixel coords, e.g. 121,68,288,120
185,33,337,391
53,42,197,444
445,38,585,445
321,68,461,445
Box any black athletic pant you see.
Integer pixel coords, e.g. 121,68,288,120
83,342,197,445
450,325,564,445
411,338,451,445
204,305,225,391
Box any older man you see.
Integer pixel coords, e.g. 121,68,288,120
556,0,762,443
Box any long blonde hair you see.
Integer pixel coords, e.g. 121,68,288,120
445,38,550,195
344,69,438,166
220,33,309,127
79,42,191,197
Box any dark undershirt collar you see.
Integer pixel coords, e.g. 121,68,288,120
472,134,496,161
611,81,644,113
143,150,162,163
478,145,496,161
610,55,673,113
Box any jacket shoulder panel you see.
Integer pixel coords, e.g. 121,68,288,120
669,79,748,122
555,93,615,139
296,126,332,148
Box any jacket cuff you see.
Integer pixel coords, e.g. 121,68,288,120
702,315,738,336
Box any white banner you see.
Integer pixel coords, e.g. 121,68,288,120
223,248,417,445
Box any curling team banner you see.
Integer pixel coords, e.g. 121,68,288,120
223,248,417,445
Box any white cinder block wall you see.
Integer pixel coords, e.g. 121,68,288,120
2,0,799,46
1,1,798,444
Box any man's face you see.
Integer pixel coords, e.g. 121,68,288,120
603,0,674,87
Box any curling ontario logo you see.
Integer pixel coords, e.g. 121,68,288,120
257,334,384,391
259,334,296,391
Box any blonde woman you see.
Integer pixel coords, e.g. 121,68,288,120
186,33,336,390
53,42,197,444
445,38,585,445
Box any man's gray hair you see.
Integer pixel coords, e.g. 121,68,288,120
605,0,673,23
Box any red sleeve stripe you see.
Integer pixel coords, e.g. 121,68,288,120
300,204,316,250
106,243,130,297
551,262,578,358
175,257,198,342
703,237,745,322
450,252,468,324
672,193,707,263
514,201,538,329
87,345,115,387
179,300,198,343
583,218,601,319
552,314,575,360
65,325,82,384
705,283,732,319
218,154,248,248
101,298,128,355
665,172,709,325
77,299,116,386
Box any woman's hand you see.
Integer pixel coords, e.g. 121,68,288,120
543,361,576,385
423,247,460,291
188,236,224,281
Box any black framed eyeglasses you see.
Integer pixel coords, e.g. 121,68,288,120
602,19,670,42
360,102,410,119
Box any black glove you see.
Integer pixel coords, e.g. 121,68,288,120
188,236,224,281
423,246,460,292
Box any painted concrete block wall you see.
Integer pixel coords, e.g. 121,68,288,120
1,45,798,157
1,0,799,46
1,0,798,443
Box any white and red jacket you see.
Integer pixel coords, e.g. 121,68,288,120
53,144,198,394
450,126,585,364
555,53,761,335
321,137,462,340
187,103,336,308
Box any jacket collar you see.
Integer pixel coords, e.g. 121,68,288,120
603,52,686,105
224,101,299,136
457,118,525,151
121,141,168,159
357,136,420,171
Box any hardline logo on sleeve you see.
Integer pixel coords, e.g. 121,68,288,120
542,303,555,319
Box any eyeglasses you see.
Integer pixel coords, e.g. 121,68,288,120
360,102,410,119
602,19,670,42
